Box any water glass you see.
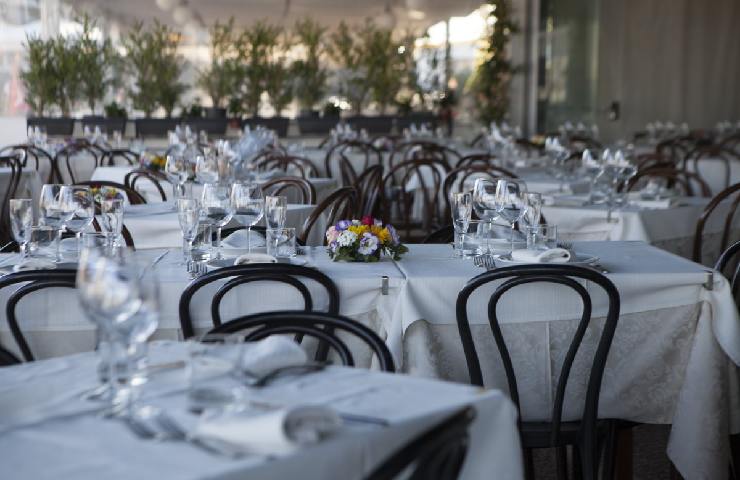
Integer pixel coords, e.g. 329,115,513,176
526,224,558,251
9,199,33,258
495,179,528,253
27,225,56,259
99,198,125,249
202,183,234,259
177,198,201,263
39,184,76,261
187,334,245,412
265,195,288,230
523,192,543,227
189,223,213,263
230,183,264,253
266,228,297,258
65,187,95,254
451,192,472,257
165,152,189,198
195,153,219,184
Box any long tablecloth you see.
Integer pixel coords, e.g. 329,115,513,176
0,242,738,479
0,342,523,480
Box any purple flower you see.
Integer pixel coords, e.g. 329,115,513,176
329,240,339,251
336,220,351,231
386,225,400,245
358,233,379,255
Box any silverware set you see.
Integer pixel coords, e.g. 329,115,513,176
473,254,496,270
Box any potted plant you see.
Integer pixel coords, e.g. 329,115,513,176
182,98,228,136
327,21,370,115
263,34,293,138
123,21,186,137
198,18,239,119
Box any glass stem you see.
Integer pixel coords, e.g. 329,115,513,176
75,231,82,256
215,227,222,259
247,226,252,253
55,229,63,262
510,222,516,254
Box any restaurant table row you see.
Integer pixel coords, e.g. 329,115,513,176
0,342,522,480
0,241,738,479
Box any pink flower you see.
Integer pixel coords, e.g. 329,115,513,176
326,226,339,243
361,215,374,226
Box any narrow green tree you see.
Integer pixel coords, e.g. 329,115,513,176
77,14,115,114
20,36,56,115
236,21,282,117
198,18,240,109
292,18,328,112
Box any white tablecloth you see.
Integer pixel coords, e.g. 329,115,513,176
0,342,523,480
91,166,338,205
119,201,325,248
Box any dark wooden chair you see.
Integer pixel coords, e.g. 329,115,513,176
0,152,23,247
262,176,316,205
715,239,740,300
324,140,383,185
0,343,21,367
100,148,139,167
0,144,58,183
685,145,740,191
365,407,476,480
456,265,620,480
123,168,169,202
179,263,340,339
693,183,740,264
254,152,320,179
354,165,384,218
207,310,394,371
389,140,458,171
422,225,454,244
55,141,103,184
298,186,358,245
626,167,711,197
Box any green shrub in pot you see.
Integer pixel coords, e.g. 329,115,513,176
292,18,328,115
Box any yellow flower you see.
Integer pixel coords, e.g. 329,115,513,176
371,226,390,244
348,225,369,236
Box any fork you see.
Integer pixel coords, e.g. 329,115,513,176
557,241,573,251
473,254,496,270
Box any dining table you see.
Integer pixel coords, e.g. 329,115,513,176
0,241,738,480
0,341,523,480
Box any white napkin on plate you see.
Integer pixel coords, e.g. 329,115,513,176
193,405,341,456
510,248,571,263
222,229,266,249
234,253,277,265
241,336,308,377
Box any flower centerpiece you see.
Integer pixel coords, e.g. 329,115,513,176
140,151,166,171
326,216,408,262
90,186,124,203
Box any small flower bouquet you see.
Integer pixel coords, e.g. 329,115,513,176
326,216,408,262
140,152,167,171
90,186,124,203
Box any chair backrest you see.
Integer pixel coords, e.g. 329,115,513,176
298,186,358,245
364,407,476,480
693,183,740,264
686,145,740,191
324,140,382,185
123,168,168,202
656,136,693,166
0,144,57,183
456,264,620,477
422,225,454,244
389,140,458,171
100,148,139,167
715,239,740,300
262,176,316,204
0,343,21,367
0,153,23,246
626,167,711,197
179,263,340,339
207,310,395,371
55,142,102,184
457,153,501,169
0,269,77,362
255,152,319,179
354,165,384,218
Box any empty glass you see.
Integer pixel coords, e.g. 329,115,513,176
451,192,472,257
65,187,95,254
523,192,543,227
177,198,201,264
187,333,245,413
27,225,56,260
189,223,213,263
99,198,124,249
231,183,264,253
9,199,33,260
39,184,75,262
526,224,558,251
165,152,189,198
202,184,234,260
265,195,287,230
195,152,219,184
495,179,529,253
267,228,297,258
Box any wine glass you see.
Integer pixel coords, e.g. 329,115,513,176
65,187,95,254
522,192,543,228
165,152,189,198
264,195,287,230
201,183,234,260
472,178,499,253
9,199,33,261
39,184,75,262
230,183,264,253
494,179,529,254
451,192,472,257
195,152,219,184
99,198,124,250
176,198,201,264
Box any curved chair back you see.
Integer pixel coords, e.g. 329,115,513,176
626,167,711,197
693,183,740,264
389,140,458,170
354,165,384,218
55,142,102,184
262,176,316,205
324,140,382,185
457,153,503,169
298,187,358,245
207,310,395,371
255,152,319,179
686,145,740,191
715,239,740,300
0,153,23,246
0,343,21,367
179,263,340,339
0,269,77,361
365,407,475,480
0,144,58,183
456,264,620,480
100,148,139,167
124,168,169,202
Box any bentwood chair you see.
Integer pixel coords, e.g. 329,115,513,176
254,152,320,179
207,310,395,371
422,225,455,244
0,343,21,367
692,183,740,264
100,148,139,167
55,141,102,184
354,165,384,218
262,176,316,205
365,407,476,480
298,187,358,245
0,144,58,183
324,140,383,186
123,168,169,202
685,145,740,191
456,265,620,480
0,152,23,247
715,240,740,300
0,269,77,362
389,140,459,170
179,264,340,340
626,167,711,197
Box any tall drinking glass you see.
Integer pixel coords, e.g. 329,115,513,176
264,195,287,230
65,187,95,254
201,183,234,259
494,179,528,254
472,178,499,253
39,184,75,262
523,192,543,228
177,198,201,263
231,183,264,253
195,152,219,184
99,198,124,250
451,192,472,257
9,199,33,260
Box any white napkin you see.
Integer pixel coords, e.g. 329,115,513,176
234,253,277,265
510,248,571,264
13,258,57,271
241,336,308,377
193,405,341,456
222,229,266,249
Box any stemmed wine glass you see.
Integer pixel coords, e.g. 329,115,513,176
176,198,201,264
494,179,529,254
65,187,95,255
201,183,234,260
231,183,264,253
195,152,219,184
472,178,499,253
165,152,189,198
9,199,33,263
264,195,287,230
522,192,543,228
39,184,75,262
451,192,472,257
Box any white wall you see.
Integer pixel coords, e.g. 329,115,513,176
0,117,28,147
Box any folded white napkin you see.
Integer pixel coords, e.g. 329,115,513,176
13,258,57,271
193,405,341,456
234,252,277,265
241,336,308,377
222,229,266,249
629,198,675,210
510,248,571,264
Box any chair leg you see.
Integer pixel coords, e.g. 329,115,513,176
555,446,568,480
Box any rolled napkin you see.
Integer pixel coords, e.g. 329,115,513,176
234,253,277,265
193,405,341,456
222,229,266,249
510,248,571,264
241,336,308,377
